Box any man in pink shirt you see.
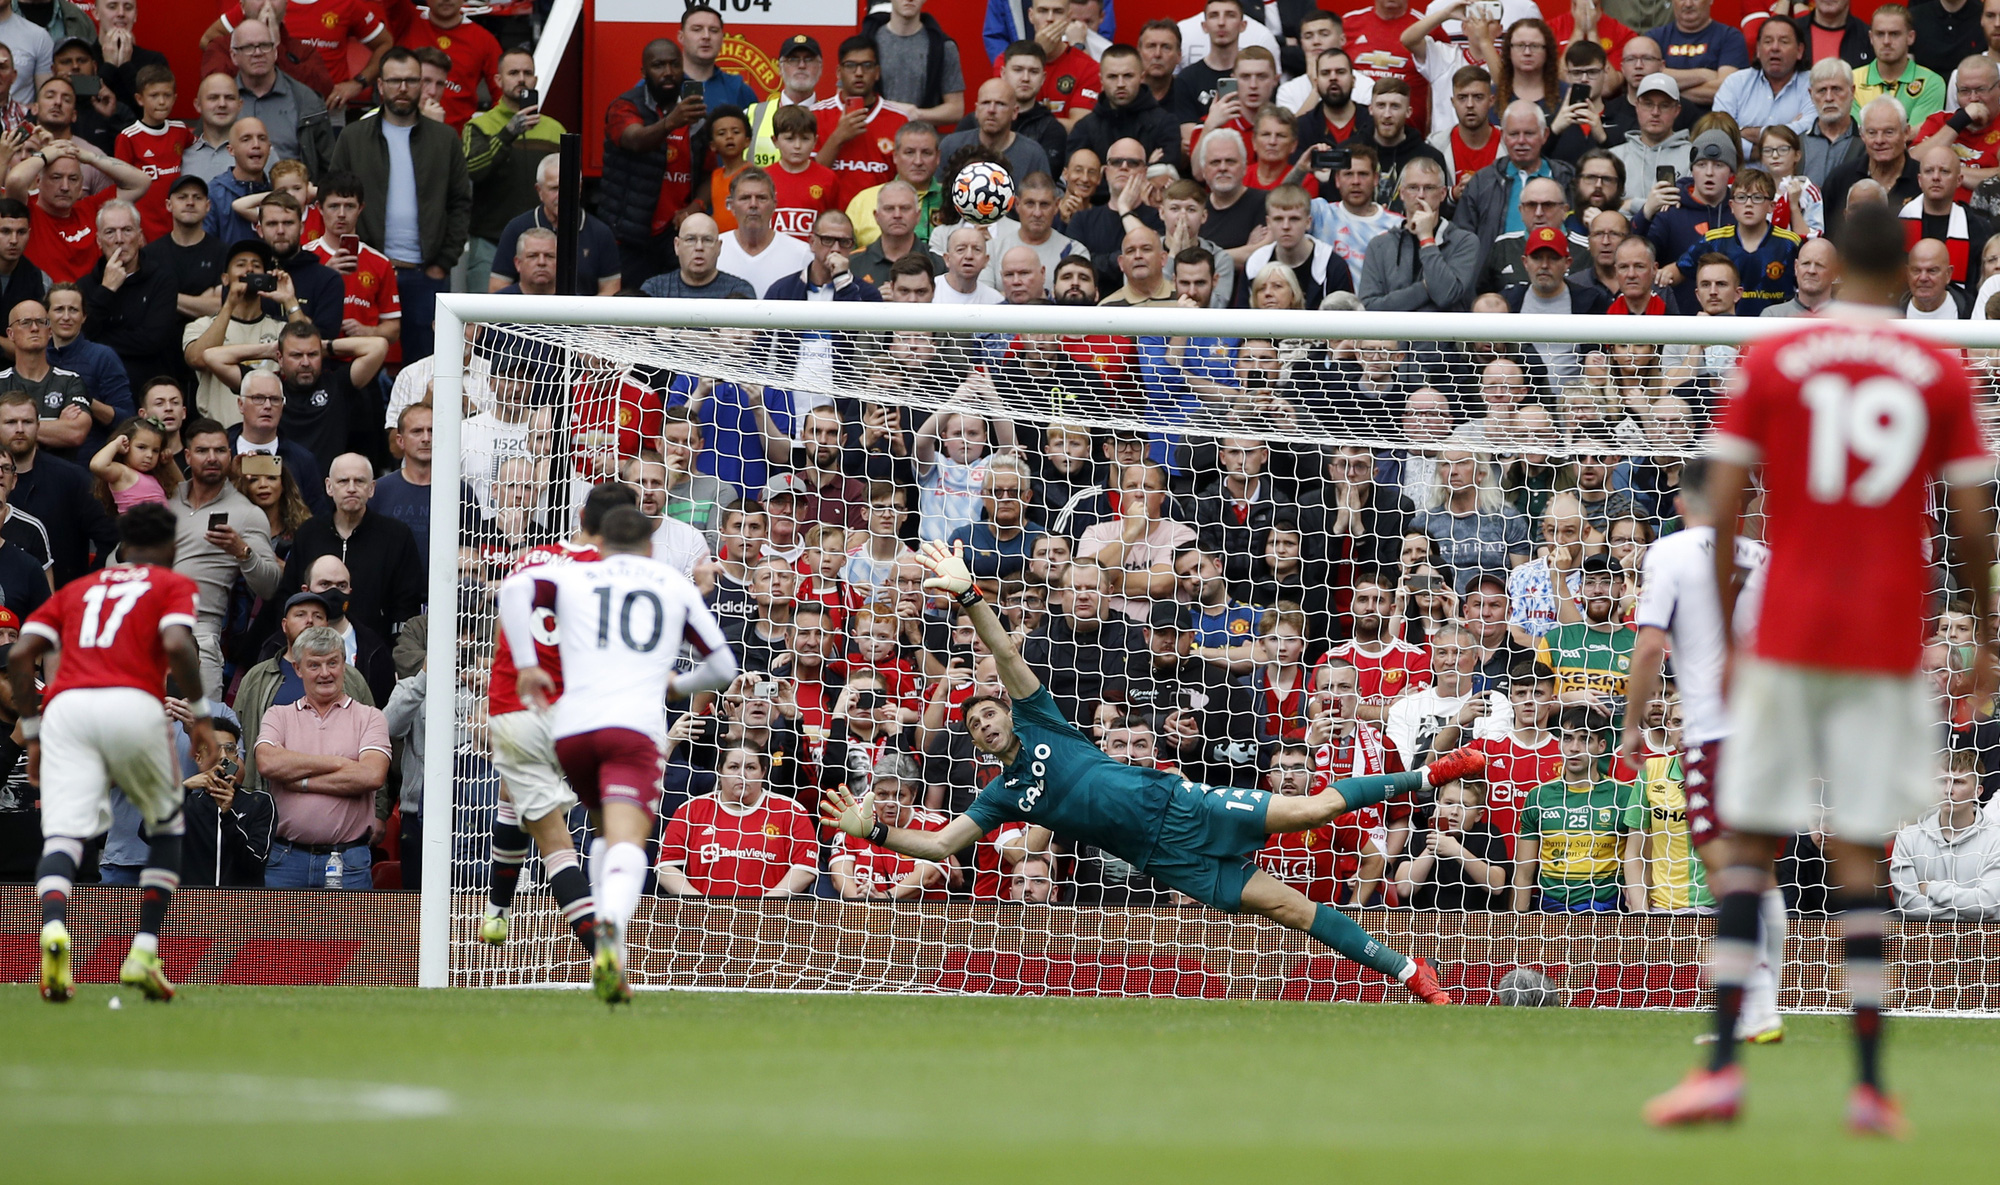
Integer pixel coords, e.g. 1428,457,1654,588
255,623,392,889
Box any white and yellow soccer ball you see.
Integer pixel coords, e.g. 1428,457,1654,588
951,161,1016,226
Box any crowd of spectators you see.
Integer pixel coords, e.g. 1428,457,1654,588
0,0,1995,918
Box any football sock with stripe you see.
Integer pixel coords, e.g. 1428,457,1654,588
1309,902,1413,980
1839,895,1888,1089
1706,889,1762,1071
544,849,597,954
135,833,183,951
487,800,528,917
1332,771,1424,814
35,838,82,927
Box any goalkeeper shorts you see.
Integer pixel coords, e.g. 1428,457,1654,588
1139,782,1272,914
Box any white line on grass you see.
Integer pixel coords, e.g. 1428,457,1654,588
0,1066,455,1124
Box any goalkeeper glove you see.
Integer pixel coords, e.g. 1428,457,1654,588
918,540,981,605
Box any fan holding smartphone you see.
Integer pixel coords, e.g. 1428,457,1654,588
306,176,400,343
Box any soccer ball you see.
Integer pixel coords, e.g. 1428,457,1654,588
1496,967,1563,1007
952,162,1015,226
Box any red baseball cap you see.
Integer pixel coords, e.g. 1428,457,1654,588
1525,226,1569,258
0,607,19,631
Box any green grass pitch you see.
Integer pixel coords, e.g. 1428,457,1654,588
7,986,2000,1183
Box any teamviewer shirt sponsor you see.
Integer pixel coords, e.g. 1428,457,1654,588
813,97,909,207
658,791,818,895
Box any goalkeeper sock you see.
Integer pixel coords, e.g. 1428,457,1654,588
1706,889,1761,1072
1308,902,1413,980
1839,897,1888,1089
136,833,182,944
1331,772,1424,814
599,842,647,939
36,838,82,927
488,803,528,915
545,849,597,954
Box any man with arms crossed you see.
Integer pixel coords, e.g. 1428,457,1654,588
1645,205,1998,1134
1620,456,1785,1046
22,504,218,1003
824,541,1487,1004
499,505,737,1005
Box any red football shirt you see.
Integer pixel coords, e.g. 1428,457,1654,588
571,374,663,459
306,236,402,328
22,563,200,701
1468,730,1561,857
1321,637,1432,704
27,188,115,283
970,822,1031,899
833,807,953,898
658,791,818,895
1445,126,1498,193
814,97,909,206
114,119,193,241
763,161,842,240
1715,319,1990,673
1257,825,1343,903
1309,720,1404,886
1914,111,2000,201
398,16,500,131
221,0,384,83
487,541,601,716
1342,6,1429,128
604,97,701,234
1037,44,1099,119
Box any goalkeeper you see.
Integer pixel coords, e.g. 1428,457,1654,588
822,542,1486,1004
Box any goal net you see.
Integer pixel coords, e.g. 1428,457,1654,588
419,297,2000,1013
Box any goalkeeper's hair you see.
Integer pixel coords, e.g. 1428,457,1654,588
581,480,640,535
961,693,1007,723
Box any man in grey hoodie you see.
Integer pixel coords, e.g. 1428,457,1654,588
1891,747,2000,920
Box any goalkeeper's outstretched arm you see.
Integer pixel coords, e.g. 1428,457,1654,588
916,540,1042,700
822,783,985,862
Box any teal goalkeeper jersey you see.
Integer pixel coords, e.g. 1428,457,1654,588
962,688,1175,862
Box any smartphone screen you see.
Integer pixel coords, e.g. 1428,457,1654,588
1656,165,1676,186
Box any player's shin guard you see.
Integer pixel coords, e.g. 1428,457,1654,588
1331,772,1424,814
134,832,183,952
1308,902,1412,980
487,800,529,917
35,837,84,927
1706,889,1762,1070
1837,894,1889,1089
544,849,597,954
598,842,647,949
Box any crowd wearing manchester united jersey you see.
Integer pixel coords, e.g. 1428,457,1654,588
0,0,1997,917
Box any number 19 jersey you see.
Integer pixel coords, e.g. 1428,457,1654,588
21,563,200,701
1714,318,1991,673
517,552,728,744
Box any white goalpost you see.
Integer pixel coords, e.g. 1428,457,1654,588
418,294,2000,1010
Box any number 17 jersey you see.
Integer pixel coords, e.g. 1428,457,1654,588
508,552,728,744
1714,317,1991,674
21,563,200,701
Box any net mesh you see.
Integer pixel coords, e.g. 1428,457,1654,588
439,306,2000,1011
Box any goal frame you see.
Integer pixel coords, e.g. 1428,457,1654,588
418,293,2000,990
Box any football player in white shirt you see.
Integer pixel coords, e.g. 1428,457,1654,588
1620,457,1785,1045
499,506,738,1004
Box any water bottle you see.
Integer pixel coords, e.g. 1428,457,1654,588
324,850,343,889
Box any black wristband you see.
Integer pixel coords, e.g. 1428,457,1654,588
867,820,890,846
956,587,983,608
1950,108,1976,133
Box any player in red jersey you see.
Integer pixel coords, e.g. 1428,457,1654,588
657,741,817,897
815,38,910,207
13,505,218,1003
1468,667,1562,856
113,65,193,242
476,483,637,956
1646,205,1998,1135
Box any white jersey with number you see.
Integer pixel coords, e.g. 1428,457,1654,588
505,552,728,745
1632,526,1769,745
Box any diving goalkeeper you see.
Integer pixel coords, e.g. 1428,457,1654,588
822,542,1487,1004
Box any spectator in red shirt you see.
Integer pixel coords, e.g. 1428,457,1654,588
816,36,911,207
112,65,189,242
306,171,400,347
830,749,955,899
6,139,149,284
656,741,818,897
397,0,498,132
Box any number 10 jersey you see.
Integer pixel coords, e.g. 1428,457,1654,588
501,552,728,745
1714,316,1992,674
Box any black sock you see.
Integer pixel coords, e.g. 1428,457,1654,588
489,820,529,912
1709,889,1763,1072
35,849,78,927
549,864,597,954
1846,930,1887,1089
138,833,183,940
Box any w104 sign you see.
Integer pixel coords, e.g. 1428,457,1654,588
581,0,858,173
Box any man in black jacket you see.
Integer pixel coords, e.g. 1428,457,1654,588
80,200,182,392
178,713,275,887
1067,44,1180,168
1123,602,1264,788
1020,565,1142,720
1192,435,1288,585
974,40,1071,166
0,391,113,585
280,453,425,643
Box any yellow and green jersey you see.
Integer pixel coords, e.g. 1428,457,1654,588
1520,776,1642,907
1535,622,1636,712
1642,754,1715,912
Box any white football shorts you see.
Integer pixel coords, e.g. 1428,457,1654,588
37,687,179,840
488,709,578,822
